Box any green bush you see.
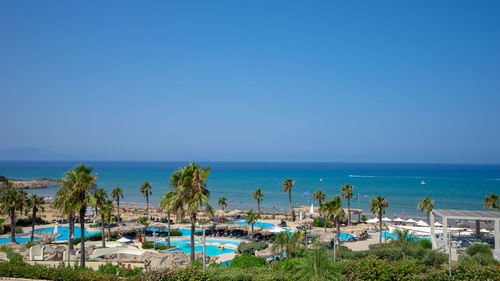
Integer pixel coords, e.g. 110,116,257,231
312,217,332,228
372,248,403,260
420,250,448,266
97,262,142,277
14,226,23,234
0,246,25,266
414,239,432,249
131,267,213,281
237,241,268,255
24,241,36,249
230,254,267,268
169,229,182,236
465,242,492,257
142,241,154,249
408,245,427,260
0,262,118,281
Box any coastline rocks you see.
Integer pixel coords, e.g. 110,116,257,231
142,251,213,269
8,178,58,189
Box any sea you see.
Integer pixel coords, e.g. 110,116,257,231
1,161,499,219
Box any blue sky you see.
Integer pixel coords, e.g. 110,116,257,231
1,1,499,163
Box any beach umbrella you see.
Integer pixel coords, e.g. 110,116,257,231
310,203,314,214
416,220,429,227
117,237,133,243
406,219,416,223
480,228,491,233
366,218,379,224
53,223,59,234
393,218,405,222
270,227,286,233
215,223,228,230
382,217,392,222
434,222,443,227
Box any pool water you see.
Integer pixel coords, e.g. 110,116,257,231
0,237,38,244
33,226,101,241
339,233,355,241
158,238,240,256
382,232,429,240
236,221,275,229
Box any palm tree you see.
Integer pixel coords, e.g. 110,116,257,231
111,187,123,223
160,190,179,247
169,162,214,265
63,164,97,267
0,189,26,243
370,195,389,245
53,178,77,260
323,196,345,250
484,193,499,211
282,178,295,221
393,228,415,261
313,189,326,231
25,194,45,242
252,189,264,216
418,196,434,225
296,244,341,281
100,200,114,241
245,209,260,240
341,184,354,225
92,187,108,248
138,217,149,242
273,231,291,259
218,197,227,211
140,181,152,220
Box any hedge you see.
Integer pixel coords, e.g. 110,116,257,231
237,241,268,255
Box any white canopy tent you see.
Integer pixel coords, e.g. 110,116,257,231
382,217,392,222
393,218,405,222
406,219,417,223
416,220,429,227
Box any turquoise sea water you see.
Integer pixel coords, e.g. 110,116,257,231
1,161,499,218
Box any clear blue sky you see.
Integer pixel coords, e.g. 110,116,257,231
1,1,499,163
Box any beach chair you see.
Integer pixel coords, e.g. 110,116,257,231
29,245,44,261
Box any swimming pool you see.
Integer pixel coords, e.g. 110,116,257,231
382,232,429,240
0,237,38,244
158,238,241,256
339,232,354,241
33,226,101,241
236,221,275,229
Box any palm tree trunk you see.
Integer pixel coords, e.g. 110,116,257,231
251,224,254,241
324,214,327,233
80,205,86,267
69,212,74,252
378,212,382,245
289,191,293,221
30,209,36,242
347,199,351,226
146,195,149,220
167,212,171,247
336,217,340,249
258,199,261,216
10,208,16,243
101,213,106,248
190,214,196,265
426,212,430,225
117,199,120,223
108,226,111,241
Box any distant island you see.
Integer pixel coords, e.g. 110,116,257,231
0,176,58,189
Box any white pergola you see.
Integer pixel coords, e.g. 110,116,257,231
430,209,500,254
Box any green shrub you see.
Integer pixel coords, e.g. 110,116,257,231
414,239,432,249
97,262,142,277
177,218,191,224
0,262,118,281
420,250,448,266
408,245,427,260
154,244,176,250
465,242,492,257
24,241,36,249
14,226,23,234
142,241,154,249
373,248,403,260
237,241,268,255
132,267,213,281
169,229,182,236
230,254,267,268
312,217,332,228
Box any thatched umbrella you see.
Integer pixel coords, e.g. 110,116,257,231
228,223,247,231
215,223,228,230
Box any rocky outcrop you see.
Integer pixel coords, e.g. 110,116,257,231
8,178,58,189
142,251,213,269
